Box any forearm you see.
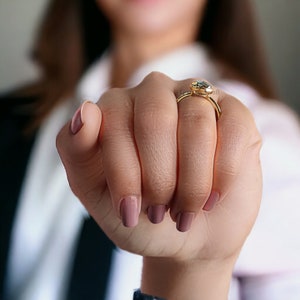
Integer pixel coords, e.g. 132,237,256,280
141,256,236,300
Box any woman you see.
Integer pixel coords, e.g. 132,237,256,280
2,0,300,299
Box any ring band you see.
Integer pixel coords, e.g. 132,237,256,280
176,80,222,120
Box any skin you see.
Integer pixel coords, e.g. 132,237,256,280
56,1,263,298
57,74,262,299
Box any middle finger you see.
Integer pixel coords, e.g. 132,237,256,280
133,72,178,224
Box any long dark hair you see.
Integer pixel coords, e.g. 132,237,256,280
20,0,276,129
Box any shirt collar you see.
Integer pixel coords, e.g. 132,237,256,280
76,43,219,103
127,43,219,86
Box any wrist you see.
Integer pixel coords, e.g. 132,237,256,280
141,256,236,300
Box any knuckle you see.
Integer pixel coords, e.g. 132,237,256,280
143,71,170,83
100,88,131,114
216,158,240,178
221,118,251,152
148,176,176,197
224,114,262,152
249,128,263,152
100,87,123,103
143,173,176,203
179,108,212,128
180,181,211,204
56,125,72,160
102,125,132,144
55,129,64,152
180,109,203,124
138,107,176,134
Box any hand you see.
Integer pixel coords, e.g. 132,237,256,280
57,72,262,265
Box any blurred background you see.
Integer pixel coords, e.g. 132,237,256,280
0,0,299,112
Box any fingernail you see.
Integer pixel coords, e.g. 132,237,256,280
120,196,139,227
203,191,219,211
176,212,195,232
147,205,166,224
70,105,83,134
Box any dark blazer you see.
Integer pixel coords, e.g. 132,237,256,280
0,94,114,300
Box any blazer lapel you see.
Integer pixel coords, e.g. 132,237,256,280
66,217,115,300
0,94,37,299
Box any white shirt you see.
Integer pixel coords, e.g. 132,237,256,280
6,43,300,300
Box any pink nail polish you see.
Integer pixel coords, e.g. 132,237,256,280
203,191,219,211
120,196,139,227
176,212,195,232
147,205,166,224
70,105,83,134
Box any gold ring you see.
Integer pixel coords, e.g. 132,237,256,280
176,80,222,120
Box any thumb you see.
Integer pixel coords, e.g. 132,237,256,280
56,101,106,207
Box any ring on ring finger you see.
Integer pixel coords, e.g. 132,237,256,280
176,80,221,120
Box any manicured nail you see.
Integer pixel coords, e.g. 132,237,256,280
120,196,139,227
147,205,166,224
176,212,195,232
203,191,219,211
70,105,83,134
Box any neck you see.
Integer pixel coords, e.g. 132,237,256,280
110,23,199,88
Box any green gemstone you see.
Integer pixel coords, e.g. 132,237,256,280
191,80,213,94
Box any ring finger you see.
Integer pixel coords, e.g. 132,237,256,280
171,79,218,232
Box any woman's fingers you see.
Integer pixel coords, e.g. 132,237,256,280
171,79,217,231
57,74,262,235
170,81,262,232
100,73,178,226
133,73,178,223
210,90,262,206
99,88,142,228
